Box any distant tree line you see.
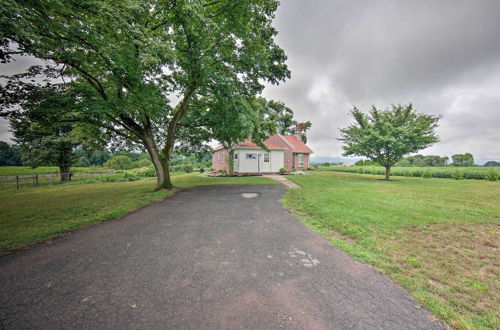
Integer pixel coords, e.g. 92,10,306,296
354,152,498,167
0,141,22,166
0,140,212,172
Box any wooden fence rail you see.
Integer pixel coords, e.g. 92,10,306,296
0,170,116,189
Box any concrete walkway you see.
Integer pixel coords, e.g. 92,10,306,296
0,185,442,329
264,174,300,188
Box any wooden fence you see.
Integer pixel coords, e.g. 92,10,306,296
0,170,116,189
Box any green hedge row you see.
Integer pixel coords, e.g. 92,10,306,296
318,166,500,181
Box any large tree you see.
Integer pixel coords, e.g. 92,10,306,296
0,0,290,190
1,78,82,181
339,104,440,180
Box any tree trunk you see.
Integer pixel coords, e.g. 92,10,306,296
227,149,234,176
143,135,173,190
59,165,70,182
384,165,391,180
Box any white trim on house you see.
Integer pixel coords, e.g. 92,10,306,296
235,146,286,150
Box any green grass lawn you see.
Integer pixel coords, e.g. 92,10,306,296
283,171,500,329
0,174,278,254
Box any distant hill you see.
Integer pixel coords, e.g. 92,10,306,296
310,156,362,165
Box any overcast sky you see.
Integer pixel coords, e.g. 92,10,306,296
1,0,500,163
262,0,500,163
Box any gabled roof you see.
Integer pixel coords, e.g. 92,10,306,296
213,134,313,153
234,141,285,149
282,135,314,153
213,141,284,151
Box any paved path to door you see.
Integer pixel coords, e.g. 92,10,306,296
263,174,300,188
0,185,443,329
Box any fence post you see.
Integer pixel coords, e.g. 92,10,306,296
16,175,19,189
35,174,39,186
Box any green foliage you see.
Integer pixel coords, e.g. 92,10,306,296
0,141,21,166
170,165,193,173
104,155,133,170
452,170,463,180
89,150,112,166
75,157,90,167
339,104,440,180
1,81,82,176
355,159,378,166
319,166,499,181
322,162,330,167
485,169,499,181
279,168,288,175
137,159,152,168
396,154,449,167
421,170,432,178
452,153,475,166
1,0,290,190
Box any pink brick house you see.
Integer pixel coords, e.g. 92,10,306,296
212,134,313,174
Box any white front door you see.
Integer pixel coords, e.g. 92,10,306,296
262,152,271,172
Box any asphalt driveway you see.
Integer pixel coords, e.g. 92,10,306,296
0,184,443,329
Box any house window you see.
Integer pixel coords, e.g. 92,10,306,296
246,153,257,159
264,153,269,162
298,154,304,167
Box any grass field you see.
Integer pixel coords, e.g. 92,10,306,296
319,165,500,181
0,174,278,254
284,171,499,329
0,166,91,175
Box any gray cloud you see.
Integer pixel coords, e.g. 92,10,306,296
263,0,500,163
2,1,500,163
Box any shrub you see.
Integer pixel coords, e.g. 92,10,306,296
452,170,463,180
103,155,133,170
137,159,152,168
131,167,156,177
485,169,499,181
313,164,319,169
170,165,193,173
421,170,432,178
279,168,288,175
322,162,330,167
291,170,306,176
403,170,412,177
